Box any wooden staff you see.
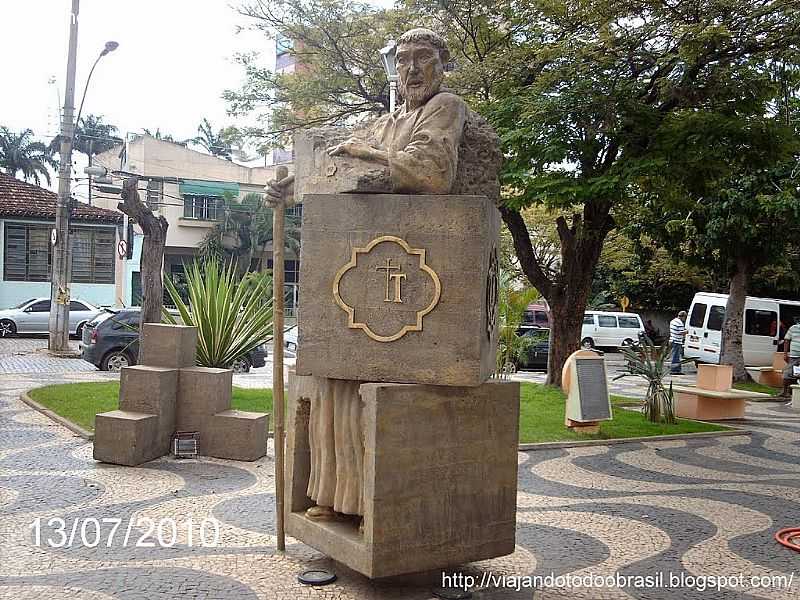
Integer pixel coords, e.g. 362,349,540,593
271,165,289,552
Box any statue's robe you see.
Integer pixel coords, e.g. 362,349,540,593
306,91,468,517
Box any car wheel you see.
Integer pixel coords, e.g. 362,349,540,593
232,358,251,373
581,337,595,349
75,321,87,339
0,319,16,338
621,338,634,347
102,351,132,372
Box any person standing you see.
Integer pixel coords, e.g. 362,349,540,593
782,317,800,397
669,310,688,374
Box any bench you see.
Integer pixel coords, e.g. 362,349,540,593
672,384,772,420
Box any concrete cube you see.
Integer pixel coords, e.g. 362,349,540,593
140,323,197,368
295,194,500,386
176,367,233,448
205,410,268,461
93,410,161,466
285,374,520,578
118,365,177,449
791,385,800,410
773,352,787,371
696,364,733,392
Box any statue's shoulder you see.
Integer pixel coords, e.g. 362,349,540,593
428,91,467,111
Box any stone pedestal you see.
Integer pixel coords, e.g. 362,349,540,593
295,194,500,386
176,367,232,453
772,352,787,371
118,365,178,455
285,374,520,578
792,385,800,411
696,364,733,391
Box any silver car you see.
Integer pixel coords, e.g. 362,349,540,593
0,297,106,338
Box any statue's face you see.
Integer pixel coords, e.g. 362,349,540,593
396,41,444,107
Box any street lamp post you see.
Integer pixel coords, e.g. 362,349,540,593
379,39,398,113
48,0,118,352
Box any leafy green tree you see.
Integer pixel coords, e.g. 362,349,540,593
190,118,234,160
0,127,57,186
199,192,301,275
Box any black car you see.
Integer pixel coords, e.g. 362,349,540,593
514,327,551,371
80,309,267,372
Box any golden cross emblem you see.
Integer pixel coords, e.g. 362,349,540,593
375,258,407,303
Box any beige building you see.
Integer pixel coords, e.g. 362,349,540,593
93,135,297,308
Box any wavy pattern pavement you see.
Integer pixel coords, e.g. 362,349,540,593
1,376,798,599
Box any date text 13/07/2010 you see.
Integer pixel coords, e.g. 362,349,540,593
30,516,220,548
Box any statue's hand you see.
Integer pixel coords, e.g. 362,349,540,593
327,139,375,161
264,174,295,208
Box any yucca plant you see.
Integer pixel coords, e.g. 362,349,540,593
163,259,273,368
615,336,689,423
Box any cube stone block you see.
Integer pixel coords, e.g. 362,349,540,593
205,409,268,461
93,410,161,466
140,323,197,368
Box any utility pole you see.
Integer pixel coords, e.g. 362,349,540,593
49,0,80,352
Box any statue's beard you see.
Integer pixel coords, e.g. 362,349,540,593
399,69,443,107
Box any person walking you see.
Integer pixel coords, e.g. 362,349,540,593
781,317,800,397
669,310,688,374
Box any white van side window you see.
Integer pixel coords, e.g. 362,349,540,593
689,303,707,328
618,316,640,328
745,309,777,337
707,305,726,331
598,315,617,327
583,315,594,325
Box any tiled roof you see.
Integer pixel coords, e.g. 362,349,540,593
0,172,121,223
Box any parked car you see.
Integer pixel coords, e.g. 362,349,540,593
284,325,298,356
0,297,106,338
581,311,645,349
684,292,800,366
514,327,550,371
80,308,267,372
522,302,551,328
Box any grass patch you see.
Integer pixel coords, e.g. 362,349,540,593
733,381,780,396
30,381,728,443
29,382,272,432
518,383,729,443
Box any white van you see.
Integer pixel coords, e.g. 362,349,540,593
581,311,645,349
684,292,800,366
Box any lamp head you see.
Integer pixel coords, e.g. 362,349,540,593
101,41,119,56
379,39,397,81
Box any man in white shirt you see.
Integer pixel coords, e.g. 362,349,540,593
782,317,800,397
669,310,688,374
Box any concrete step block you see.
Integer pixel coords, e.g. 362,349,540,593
205,409,268,461
696,364,733,392
177,367,233,435
93,410,162,466
140,323,197,368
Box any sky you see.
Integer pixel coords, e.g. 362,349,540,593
1,0,393,193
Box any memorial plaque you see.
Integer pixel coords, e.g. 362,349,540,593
575,358,612,421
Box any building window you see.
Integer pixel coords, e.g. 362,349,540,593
286,203,303,219
276,33,293,55
183,194,222,220
3,223,114,283
72,227,115,284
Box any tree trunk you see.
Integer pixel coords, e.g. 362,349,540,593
720,256,754,382
118,177,168,363
500,202,613,387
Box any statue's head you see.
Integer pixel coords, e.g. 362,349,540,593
396,28,449,108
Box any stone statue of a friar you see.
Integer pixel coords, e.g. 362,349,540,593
268,28,502,526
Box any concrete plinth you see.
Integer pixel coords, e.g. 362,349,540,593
676,392,746,420
177,367,232,453
286,374,520,578
140,323,197,368
295,194,500,387
206,410,268,461
93,411,161,466
696,365,733,391
792,385,800,411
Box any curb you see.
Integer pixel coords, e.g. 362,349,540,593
19,392,94,441
518,428,751,451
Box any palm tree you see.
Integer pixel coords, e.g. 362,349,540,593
199,192,300,275
73,114,121,157
0,127,57,186
142,128,178,143
190,118,233,160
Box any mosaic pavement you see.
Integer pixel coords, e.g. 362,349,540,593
1,374,799,599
